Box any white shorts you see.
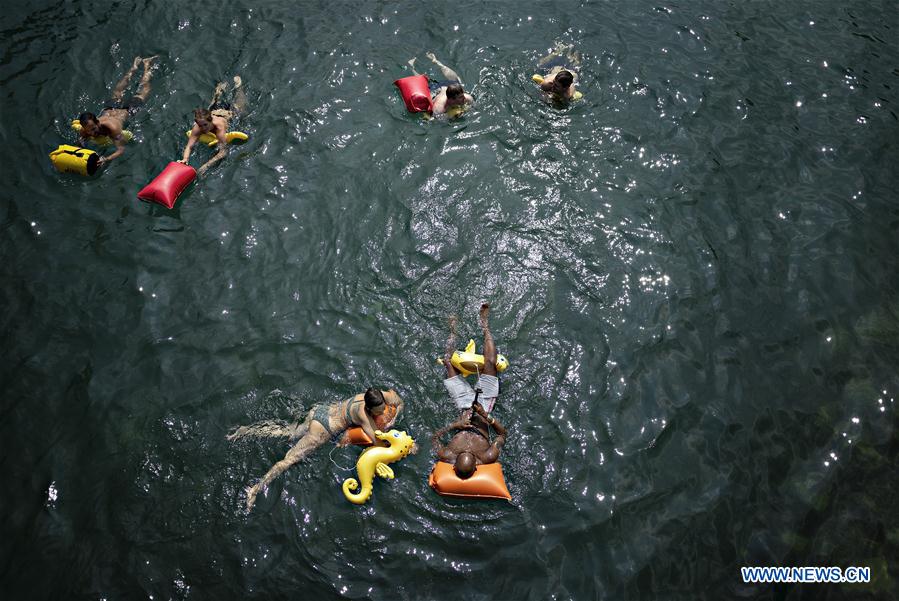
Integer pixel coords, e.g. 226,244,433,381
443,374,499,413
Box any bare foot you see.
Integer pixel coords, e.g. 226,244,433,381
232,75,242,89
425,51,437,62
246,485,259,511
142,56,158,69
213,81,228,96
131,56,142,70
479,303,490,328
406,57,417,70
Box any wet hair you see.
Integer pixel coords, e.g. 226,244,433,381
454,451,476,479
194,108,213,122
364,388,386,410
79,112,99,126
555,70,574,88
445,83,464,99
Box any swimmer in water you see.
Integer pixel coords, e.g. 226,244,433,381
432,304,508,477
180,76,246,177
535,43,581,101
77,55,157,166
407,52,474,115
228,388,404,511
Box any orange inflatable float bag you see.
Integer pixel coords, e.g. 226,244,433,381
343,404,398,446
137,162,197,209
394,75,432,113
429,461,511,500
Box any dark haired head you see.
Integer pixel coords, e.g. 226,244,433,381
79,112,99,126
555,70,574,89
445,83,464,99
364,388,386,415
454,451,476,479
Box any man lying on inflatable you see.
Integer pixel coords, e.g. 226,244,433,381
432,399,507,479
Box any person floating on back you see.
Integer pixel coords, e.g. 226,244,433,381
407,52,474,116
180,76,247,177
432,304,508,479
77,55,157,166
534,43,581,101
432,399,507,479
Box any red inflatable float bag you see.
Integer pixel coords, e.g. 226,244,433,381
137,162,197,209
394,75,432,113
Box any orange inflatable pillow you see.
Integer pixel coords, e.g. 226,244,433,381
428,461,511,500
342,404,398,446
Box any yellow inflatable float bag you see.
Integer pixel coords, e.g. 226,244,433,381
531,74,583,100
439,339,509,377
186,130,250,147
71,120,133,146
49,145,99,176
429,461,511,500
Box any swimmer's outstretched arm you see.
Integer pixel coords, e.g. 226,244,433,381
245,435,320,511
99,135,127,166
197,143,227,177
180,130,200,164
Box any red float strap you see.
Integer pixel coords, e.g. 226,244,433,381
394,74,432,113
137,162,197,209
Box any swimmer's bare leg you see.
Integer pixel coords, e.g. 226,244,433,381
425,52,462,83
135,56,158,101
407,57,421,75
232,75,247,113
537,43,571,66
209,81,228,108
226,419,306,442
245,426,329,511
444,314,460,378
568,48,582,66
479,303,497,376
112,56,142,101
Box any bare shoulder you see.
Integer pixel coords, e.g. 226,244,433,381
382,389,403,406
99,115,123,135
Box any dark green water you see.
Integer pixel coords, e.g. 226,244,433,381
2,1,898,599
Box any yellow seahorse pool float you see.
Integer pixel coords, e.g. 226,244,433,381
437,339,510,377
342,429,415,505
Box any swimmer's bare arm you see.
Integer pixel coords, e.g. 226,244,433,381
431,91,447,114
472,404,506,463
385,389,404,422
354,403,389,447
464,93,474,104
197,129,228,177
99,135,127,165
180,127,200,163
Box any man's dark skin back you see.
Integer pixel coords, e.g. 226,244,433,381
432,401,507,478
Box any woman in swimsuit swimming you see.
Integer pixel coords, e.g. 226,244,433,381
228,388,403,511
